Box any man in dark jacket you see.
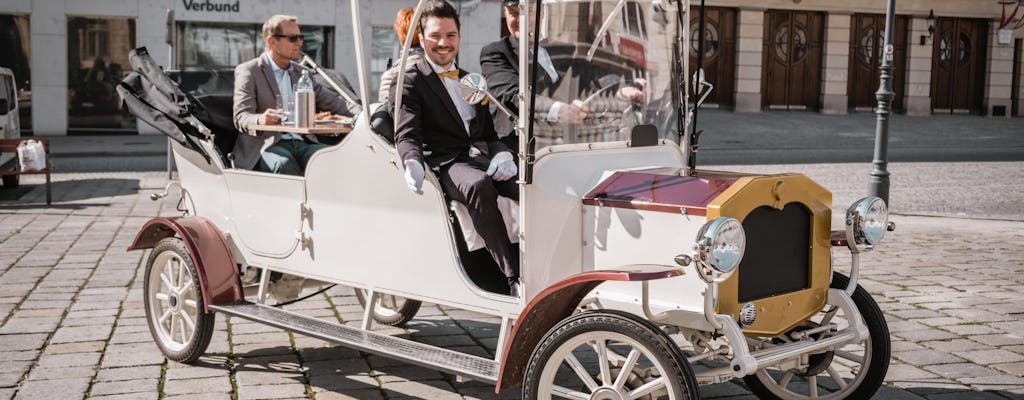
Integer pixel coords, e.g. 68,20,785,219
394,0,521,296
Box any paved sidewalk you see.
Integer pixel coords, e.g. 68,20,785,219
1,161,1021,400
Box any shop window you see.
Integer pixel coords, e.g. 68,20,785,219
176,22,333,71
371,26,400,94
68,16,137,132
0,14,31,133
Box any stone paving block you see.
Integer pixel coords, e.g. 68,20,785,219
101,343,166,367
960,374,1024,392
0,317,60,334
0,350,37,361
374,365,447,384
17,300,72,310
25,366,96,381
894,349,966,366
0,333,48,351
971,334,1024,347
0,388,12,400
991,361,1024,377
922,338,990,353
163,394,232,400
943,324,1002,336
165,363,230,381
893,329,960,342
89,378,159,396
382,380,462,400
885,363,940,381
95,365,163,382
232,343,296,358
927,389,1018,399
924,363,1003,379
49,324,112,344
955,349,1024,365
13,377,91,400
91,393,160,400
236,383,309,400
312,390,386,400
35,351,102,369
163,376,233,396
0,361,31,387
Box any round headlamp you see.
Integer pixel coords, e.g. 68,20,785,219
695,217,746,274
847,196,888,245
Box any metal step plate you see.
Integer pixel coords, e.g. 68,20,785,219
210,301,499,383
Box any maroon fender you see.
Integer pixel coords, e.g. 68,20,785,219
495,266,684,391
128,216,243,313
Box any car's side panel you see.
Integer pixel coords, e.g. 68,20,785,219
495,267,683,391
298,116,520,315
128,216,244,312
222,170,305,258
523,143,686,300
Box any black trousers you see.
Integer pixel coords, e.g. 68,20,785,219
439,159,520,283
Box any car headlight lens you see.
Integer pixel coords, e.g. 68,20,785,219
695,217,746,274
848,196,888,245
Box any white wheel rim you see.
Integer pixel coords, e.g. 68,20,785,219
537,331,680,400
754,307,873,400
147,250,200,352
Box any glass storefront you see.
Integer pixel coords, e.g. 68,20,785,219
176,22,333,71
67,16,137,132
371,25,399,93
0,14,31,133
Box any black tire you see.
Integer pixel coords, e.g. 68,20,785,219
2,174,18,188
743,272,890,400
524,310,699,400
353,289,421,327
143,237,215,363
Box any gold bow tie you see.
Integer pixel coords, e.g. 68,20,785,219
437,70,460,80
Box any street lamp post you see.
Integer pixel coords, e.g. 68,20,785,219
869,0,896,204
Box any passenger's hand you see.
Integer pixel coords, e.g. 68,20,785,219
404,159,425,194
258,108,281,125
559,100,591,124
485,152,517,182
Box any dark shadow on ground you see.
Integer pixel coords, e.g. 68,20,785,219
0,178,140,206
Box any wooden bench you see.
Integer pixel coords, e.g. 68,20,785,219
0,138,53,205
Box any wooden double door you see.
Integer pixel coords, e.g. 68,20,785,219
931,18,988,114
848,14,908,112
689,6,737,108
762,10,824,110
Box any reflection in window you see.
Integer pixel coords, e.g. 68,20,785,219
0,14,31,132
371,26,400,93
68,16,136,132
175,22,333,71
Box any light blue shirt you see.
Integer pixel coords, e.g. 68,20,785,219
266,53,302,140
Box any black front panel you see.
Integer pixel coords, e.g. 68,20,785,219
738,203,811,302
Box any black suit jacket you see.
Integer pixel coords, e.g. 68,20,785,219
479,36,560,140
395,59,511,169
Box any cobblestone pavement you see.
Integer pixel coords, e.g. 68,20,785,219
1,164,1022,400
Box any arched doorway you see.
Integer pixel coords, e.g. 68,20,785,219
848,13,909,112
931,17,988,114
762,10,824,111
689,6,737,108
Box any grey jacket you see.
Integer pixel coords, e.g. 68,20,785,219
231,53,358,170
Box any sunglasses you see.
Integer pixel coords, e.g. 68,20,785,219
273,34,304,43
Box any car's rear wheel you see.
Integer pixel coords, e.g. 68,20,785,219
144,237,215,363
354,289,421,327
524,310,699,400
743,272,890,400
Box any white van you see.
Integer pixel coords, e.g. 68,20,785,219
0,67,22,187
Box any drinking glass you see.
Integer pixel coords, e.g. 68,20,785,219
274,94,293,125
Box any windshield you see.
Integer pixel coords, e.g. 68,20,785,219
520,0,683,149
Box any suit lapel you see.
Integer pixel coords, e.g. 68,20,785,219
418,60,463,129
258,55,281,99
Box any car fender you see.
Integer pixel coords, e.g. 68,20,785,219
128,216,243,313
496,265,683,391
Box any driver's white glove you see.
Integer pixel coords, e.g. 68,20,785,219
485,152,517,182
404,159,425,194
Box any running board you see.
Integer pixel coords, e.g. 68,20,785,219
210,301,499,383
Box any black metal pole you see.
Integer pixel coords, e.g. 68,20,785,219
869,0,896,204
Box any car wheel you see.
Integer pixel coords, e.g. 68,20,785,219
524,310,699,400
2,175,18,188
144,237,215,363
743,272,890,400
354,289,421,327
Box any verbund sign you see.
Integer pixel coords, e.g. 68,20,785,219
182,0,240,12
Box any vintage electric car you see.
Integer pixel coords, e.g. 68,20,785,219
121,0,894,399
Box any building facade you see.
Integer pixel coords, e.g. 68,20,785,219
0,0,1021,136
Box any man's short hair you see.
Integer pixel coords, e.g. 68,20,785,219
419,0,460,32
263,14,298,40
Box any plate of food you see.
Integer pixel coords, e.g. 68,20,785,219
314,111,351,125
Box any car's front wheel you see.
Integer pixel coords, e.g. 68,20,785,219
143,237,215,363
524,310,699,400
743,272,890,400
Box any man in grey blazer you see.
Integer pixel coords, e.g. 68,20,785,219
232,14,360,175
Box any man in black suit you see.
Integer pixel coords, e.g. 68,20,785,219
394,0,521,296
479,0,590,147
